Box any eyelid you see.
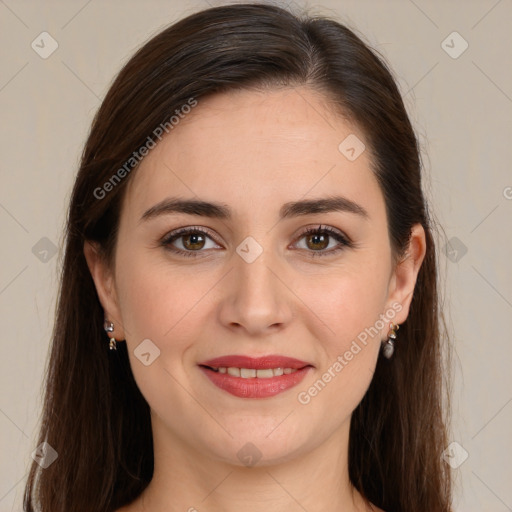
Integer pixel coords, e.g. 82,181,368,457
292,225,353,257
293,224,352,246
160,225,222,251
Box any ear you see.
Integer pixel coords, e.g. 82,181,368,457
83,240,125,340
384,223,427,325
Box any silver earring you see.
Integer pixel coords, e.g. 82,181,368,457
103,320,117,350
381,322,400,359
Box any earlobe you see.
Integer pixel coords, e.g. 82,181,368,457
385,223,427,324
83,240,125,339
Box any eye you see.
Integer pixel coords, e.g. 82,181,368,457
160,226,221,257
293,225,353,257
160,224,353,258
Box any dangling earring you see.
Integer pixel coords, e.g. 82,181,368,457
381,322,400,359
104,320,117,350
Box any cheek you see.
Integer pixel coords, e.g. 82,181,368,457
113,251,187,365
115,251,218,354
293,273,386,428
291,258,389,407
115,261,168,342
114,254,202,404
299,261,390,350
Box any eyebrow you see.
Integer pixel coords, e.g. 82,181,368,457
140,195,369,223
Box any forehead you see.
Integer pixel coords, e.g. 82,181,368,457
122,86,383,223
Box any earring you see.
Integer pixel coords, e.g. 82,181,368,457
381,322,400,359
103,320,117,350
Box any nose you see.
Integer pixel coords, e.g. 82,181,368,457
218,247,293,337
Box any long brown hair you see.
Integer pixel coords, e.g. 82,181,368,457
23,3,453,511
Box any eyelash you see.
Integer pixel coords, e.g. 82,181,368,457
160,225,353,258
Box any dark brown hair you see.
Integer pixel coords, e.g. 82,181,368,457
24,2,453,511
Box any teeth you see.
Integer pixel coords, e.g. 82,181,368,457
240,368,256,378
254,368,274,378
213,367,299,378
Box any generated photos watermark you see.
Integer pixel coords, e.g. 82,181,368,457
297,302,403,405
93,97,198,200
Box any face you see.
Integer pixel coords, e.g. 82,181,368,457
85,86,425,467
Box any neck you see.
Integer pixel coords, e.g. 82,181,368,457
131,412,372,512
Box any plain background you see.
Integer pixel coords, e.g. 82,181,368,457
1,0,511,510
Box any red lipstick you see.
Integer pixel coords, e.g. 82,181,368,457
199,355,311,370
198,355,313,399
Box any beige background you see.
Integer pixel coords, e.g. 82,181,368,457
1,0,511,510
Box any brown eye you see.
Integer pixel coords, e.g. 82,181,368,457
161,227,220,257
181,232,206,251
304,232,330,251
294,225,352,257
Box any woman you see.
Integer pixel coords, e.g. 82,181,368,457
23,2,453,511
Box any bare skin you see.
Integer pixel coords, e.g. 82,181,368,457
85,86,425,512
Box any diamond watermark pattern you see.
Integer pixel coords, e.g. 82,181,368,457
134,338,161,366
236,236,263,264
441,31,468,59
338,134,366,161
441,441,469,469
444,236,468,263
32,237,58,263
237,442,262,467
31,32,59,59
31,441,58,468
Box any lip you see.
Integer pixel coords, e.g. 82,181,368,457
197,355,314,399
199,365,312,398
198,355,312,370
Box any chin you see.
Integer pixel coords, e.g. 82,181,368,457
204,425,312,468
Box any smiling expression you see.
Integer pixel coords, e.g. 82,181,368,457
86,85,421,465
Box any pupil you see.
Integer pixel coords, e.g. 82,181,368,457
309,233,327,250
185,233,204,249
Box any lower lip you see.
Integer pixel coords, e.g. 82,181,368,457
199,366,312,398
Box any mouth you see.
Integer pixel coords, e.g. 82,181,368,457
199,365,310,377
197,355,313,398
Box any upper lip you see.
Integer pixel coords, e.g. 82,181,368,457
199,355,313,370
